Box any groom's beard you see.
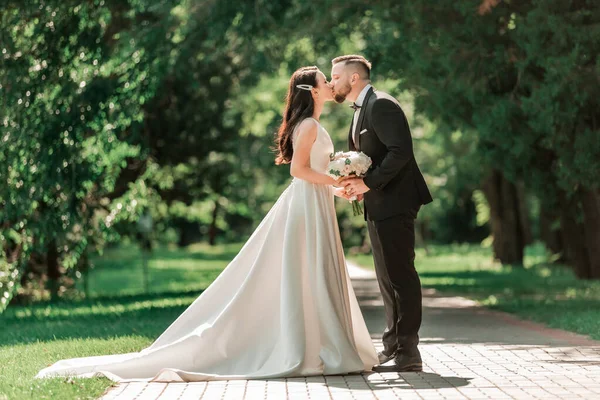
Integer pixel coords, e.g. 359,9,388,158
333,82,352,103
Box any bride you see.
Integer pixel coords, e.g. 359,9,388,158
36,66,378,382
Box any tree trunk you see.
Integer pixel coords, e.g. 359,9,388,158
516,181,533,246
177,219,201,247
539,205,565,261
46,239,61,302
581,189,600,279
558,191,591,279
80,250,90,298
481,169,526,265
209,199,220,246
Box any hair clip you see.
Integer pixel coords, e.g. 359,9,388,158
296,84,313,91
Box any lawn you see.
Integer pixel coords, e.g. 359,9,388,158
2,241,599,399
350,242,600,341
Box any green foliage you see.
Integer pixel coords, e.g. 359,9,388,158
516,0,600,192
0,0,174,311
378,0,598,206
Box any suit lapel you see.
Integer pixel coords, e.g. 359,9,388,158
352,87,374,151
347,115,356,151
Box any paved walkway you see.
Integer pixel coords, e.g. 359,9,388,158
101,263,600,400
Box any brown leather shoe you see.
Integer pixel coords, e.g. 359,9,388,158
394,348,422,372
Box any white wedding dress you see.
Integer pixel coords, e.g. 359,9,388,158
36,117,378,382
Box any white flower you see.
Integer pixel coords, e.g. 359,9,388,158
327,151,372,178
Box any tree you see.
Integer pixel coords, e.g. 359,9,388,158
0,0,177,309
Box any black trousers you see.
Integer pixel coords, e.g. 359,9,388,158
367,207,422,355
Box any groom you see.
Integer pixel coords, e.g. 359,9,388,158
330,55,433,372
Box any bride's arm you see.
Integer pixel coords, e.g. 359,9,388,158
290,120,338,186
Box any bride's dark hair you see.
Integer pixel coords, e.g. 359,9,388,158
274,66,319,165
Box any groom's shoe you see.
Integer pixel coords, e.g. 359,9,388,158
377,351,396,365
393,348,422,372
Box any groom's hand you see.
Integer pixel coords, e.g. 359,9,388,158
343,178,370,196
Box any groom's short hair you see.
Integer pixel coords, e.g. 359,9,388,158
331,55,372,79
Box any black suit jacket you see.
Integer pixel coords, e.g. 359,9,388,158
349,87,433,221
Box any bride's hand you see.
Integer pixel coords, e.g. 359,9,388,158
333,187,351,200
333,176,350,187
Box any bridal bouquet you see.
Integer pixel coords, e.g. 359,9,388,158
327,151,372,216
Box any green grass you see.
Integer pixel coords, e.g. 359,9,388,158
84,242,243,297
350,242,600,341
0,242,240,400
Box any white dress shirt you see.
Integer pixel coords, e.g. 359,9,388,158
352,84,372,147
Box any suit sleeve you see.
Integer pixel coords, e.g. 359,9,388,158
363,98,413,191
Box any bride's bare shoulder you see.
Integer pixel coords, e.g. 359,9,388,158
299,117,320,128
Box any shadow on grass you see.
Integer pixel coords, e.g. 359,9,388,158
95,245,241,269
0,288,206,347
419,263,595,297
7,287,207,315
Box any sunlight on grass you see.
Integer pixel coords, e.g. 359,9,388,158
10,295,200,321
1,336,148,400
